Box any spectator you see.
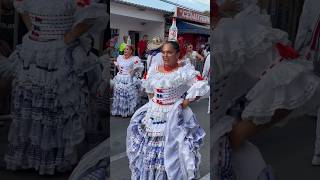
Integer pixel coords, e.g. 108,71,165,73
109,33,119,58
137,34,148,59
186,43,204,63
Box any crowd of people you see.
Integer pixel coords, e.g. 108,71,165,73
107,33,210,118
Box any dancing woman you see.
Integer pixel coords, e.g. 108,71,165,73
126,41,209,180
111,43,144,117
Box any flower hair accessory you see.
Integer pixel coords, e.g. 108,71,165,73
275,43,300,59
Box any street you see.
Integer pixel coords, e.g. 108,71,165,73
110,98,211,180
251,116,320,179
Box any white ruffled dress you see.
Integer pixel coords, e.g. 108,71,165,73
126,64,209,180
111,55,144,117
212,4,288,138
213,2,320,180
212,4,296,180
3,0,107,175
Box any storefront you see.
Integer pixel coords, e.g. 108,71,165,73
166,7,210,50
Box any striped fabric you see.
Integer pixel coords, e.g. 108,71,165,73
28,12,74,41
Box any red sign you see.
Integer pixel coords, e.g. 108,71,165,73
176,7,209,25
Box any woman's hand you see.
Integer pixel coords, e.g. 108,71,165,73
64,31,76,45
64,23,91,44
181,99,190,109
147,93,154,99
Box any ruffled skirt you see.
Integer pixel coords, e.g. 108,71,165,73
242,60,320,125
126,101,205,180
111,74,141,117
4,36,100,175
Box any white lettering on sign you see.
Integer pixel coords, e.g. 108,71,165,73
176,7,209,24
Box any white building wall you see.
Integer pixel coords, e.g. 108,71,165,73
110,1,167,44
143,22,165,39
110,2,165,22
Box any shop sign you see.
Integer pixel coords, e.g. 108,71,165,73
176,7,209,25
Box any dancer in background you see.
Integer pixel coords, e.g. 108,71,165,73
126,41,209,180
0,0,108,175
111,38,144,117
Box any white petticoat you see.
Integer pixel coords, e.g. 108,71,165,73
242,60,320,125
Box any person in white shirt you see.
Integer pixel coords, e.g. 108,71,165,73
185,43,204,66
202,45,211,114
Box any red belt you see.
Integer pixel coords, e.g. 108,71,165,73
152,99,174,105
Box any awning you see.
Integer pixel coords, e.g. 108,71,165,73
176,21,210,35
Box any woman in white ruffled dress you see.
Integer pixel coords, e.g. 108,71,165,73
212,0,320,179
0,0,107,175
126,41,209,180
111,44,144,117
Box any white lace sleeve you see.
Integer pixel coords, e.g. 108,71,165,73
132,57,144,77
184,66,210,101
141,65,156,94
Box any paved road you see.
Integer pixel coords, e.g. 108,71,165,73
110,99,211,180
251,116,320,179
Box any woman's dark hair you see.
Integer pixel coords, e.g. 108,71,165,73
163,41,180,53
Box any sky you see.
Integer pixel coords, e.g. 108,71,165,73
119,0,210,12
172,0,210,11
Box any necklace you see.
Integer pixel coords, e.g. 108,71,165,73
124,55,132,60
163,63,179,72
